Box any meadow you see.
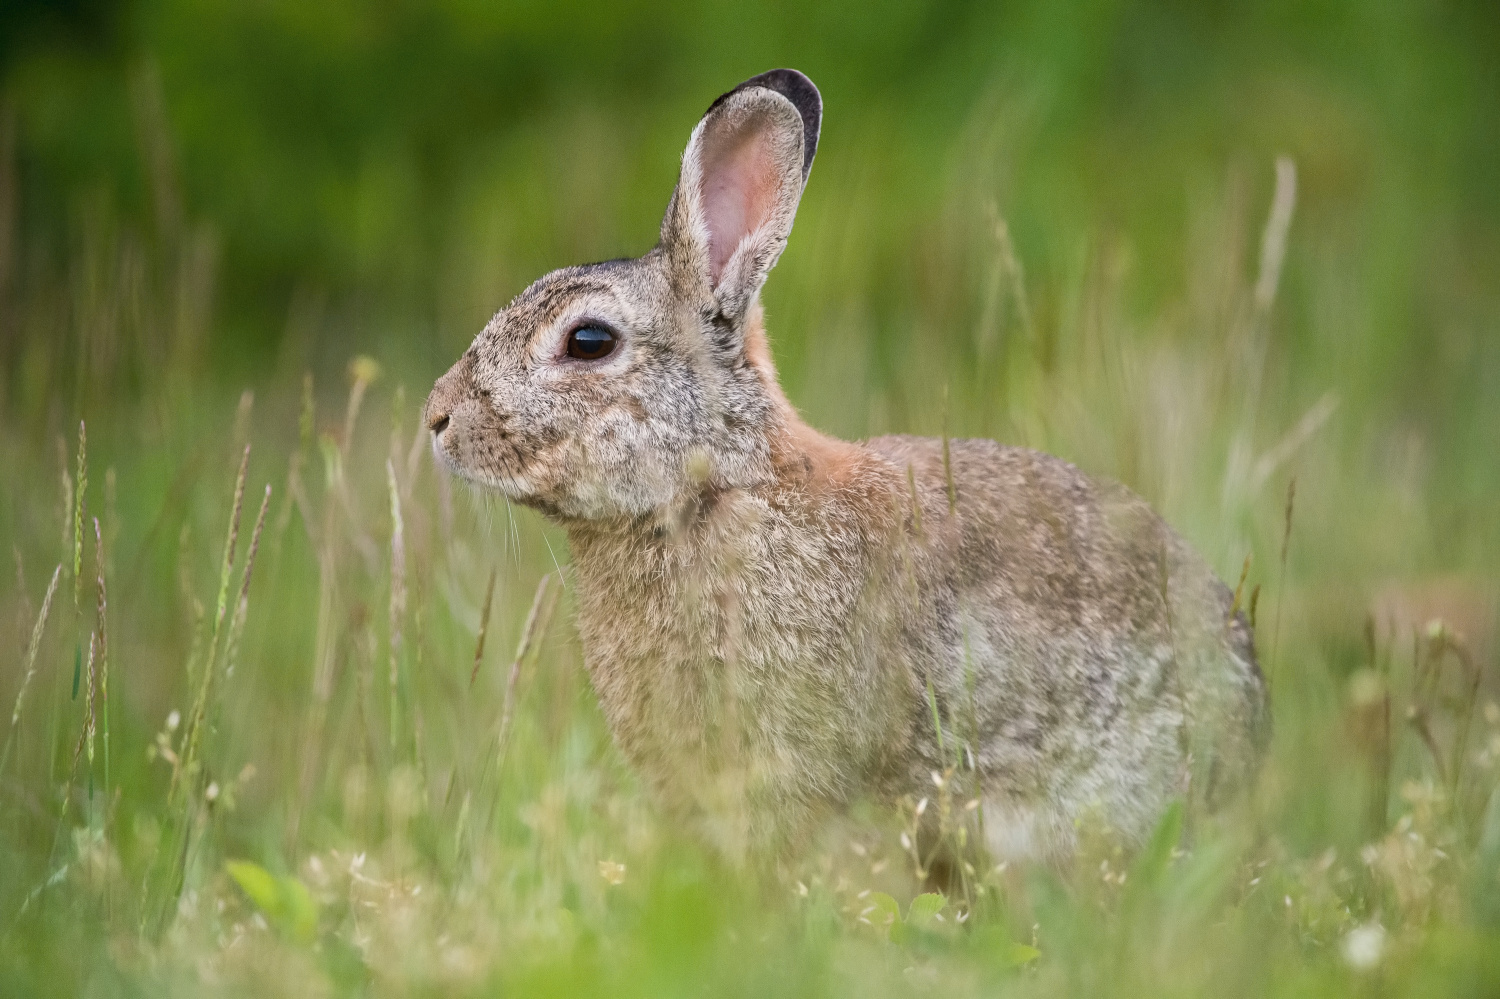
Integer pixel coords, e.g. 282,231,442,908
2,2,1499,995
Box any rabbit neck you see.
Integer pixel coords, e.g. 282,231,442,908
736,306,884,493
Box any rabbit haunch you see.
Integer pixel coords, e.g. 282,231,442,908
425,69,1269,861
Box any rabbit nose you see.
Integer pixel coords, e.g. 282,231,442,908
426,355,475,436
425,374,458,435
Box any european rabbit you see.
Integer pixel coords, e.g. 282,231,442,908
425,69,1269,862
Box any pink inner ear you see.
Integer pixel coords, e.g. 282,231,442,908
699,119,780,286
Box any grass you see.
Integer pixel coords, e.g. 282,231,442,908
2,84,1500,999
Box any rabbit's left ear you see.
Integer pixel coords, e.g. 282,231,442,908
662,69,821,324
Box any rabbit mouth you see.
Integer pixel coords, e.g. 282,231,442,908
428,430,535,497
442,452,536,500
449,461,576,520
471,467,536,498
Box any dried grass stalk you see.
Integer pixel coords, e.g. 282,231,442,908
0,563,62,779
223,484,271,682
387,459,407,751
94,518,110,799
495,574,560,772
469,567,498,688
73,421,87,610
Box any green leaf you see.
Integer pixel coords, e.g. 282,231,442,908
320,931,370,990
863,891,902,941
905,892,945,928
226,860,318,944
1004,942,1041,967
278,877,318,943
225,859,278,911
1130,799,1184,889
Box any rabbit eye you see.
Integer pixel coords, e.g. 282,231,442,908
566,325,617,361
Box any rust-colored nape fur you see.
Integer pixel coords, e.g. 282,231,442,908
425,69,1269,864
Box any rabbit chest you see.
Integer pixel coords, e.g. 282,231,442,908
565,481,921,826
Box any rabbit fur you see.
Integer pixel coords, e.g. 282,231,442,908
425,69,1269,862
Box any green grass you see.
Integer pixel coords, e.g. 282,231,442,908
2,5,1500,993
1,177,1497,995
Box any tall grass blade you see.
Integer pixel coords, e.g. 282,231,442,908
181,444,249,781
344,356,380,450
223,484,271,683
69,423,84,708
72,421,87,611
1252,157,1298,315
93,519,110,819
492,574,559,781
50,631,97,867
150,445,252,936
469,566,498,689
1269,477,1295,691
387,459,406,753
0,564,62,781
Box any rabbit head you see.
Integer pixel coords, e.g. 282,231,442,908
425,69,821,521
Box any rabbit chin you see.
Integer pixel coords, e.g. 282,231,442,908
432,443,633,520
429,439,536,500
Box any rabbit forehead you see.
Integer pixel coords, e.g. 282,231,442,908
476,260,671,365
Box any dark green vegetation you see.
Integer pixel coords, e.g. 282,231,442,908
2,1,1499,994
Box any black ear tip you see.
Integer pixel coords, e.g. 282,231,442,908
741,68,821,116
716,69,823,182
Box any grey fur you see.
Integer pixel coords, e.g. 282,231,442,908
425,70,1269,861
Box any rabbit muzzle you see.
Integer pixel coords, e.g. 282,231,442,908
424,356,522,489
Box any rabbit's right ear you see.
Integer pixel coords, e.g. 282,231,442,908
661,69,821,328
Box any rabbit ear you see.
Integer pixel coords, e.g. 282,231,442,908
662,69,821,324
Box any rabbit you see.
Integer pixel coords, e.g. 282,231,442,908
425,69,1269,863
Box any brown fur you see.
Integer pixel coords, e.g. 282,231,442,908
425,70,1269,861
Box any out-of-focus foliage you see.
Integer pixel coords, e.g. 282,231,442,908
1,1,1499,996
5,2,1499,427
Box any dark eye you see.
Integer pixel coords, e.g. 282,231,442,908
566,325,617,361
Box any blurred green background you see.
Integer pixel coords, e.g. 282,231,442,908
2,1,1500,994
6,0,1498,434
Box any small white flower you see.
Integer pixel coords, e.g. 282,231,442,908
166,710,181,732
205,781,219,802
915,797,928,816
1341,923,1386,971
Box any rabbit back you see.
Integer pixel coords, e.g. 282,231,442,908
871,434,1269,858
